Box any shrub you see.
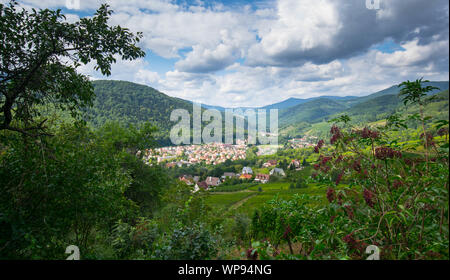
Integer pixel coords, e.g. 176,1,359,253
232,214,251,245
111,218,159,259
153,223,218,260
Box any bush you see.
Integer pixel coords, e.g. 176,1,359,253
232,214,251,245
153,223,218,260
111,218,159,259
0,124,136,259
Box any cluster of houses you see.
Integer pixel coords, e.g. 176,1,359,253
178,174,222,192
178,161,293,191
144,142,248,167
288,159,303,170
287,136,318,149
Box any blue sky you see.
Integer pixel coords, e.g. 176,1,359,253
13,0,450,107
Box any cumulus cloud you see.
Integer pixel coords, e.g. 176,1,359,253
375,39,449,68
12,0,450,107
247,0,449,67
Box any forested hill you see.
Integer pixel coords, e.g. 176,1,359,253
86,80,192,127
280,89,449,139
279,98,347,126
278,81,449,129
84,80,247,145
83,80,193,144
83,80,448,144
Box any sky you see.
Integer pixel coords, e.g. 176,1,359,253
11,0,450,107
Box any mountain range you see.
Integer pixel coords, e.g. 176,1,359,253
84,80,449,144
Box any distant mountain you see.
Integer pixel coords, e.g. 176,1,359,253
277,81,448,127
279,98,349,126
262,96,358,110
203,81,448,112
261,98,310,110
280,89,449,139
347,81,448,106
82,79,448,144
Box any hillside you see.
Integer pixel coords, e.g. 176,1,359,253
332,94,401,123
83,80,194,144
84,80,248,145
81,80,448,144
278,81,449,137
348,81,449,106
285,89,449,139
86,80,193,127
279,98,348,126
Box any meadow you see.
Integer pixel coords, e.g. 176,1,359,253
205,182,350,215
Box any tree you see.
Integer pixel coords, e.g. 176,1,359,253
302,158,309,166
398,78,440,166
0,1,145,136
96,121,157,156
0,123,137,258
95,121,165,217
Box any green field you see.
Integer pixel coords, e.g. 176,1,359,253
204,182,343,215
205,191,255,209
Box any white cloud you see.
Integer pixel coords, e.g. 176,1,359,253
135,69,161,85
150,38,448,108
254,0,340,56
174,29,243,73
375,39,449,68
13,0,449,107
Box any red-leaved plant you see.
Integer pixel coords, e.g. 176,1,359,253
312,79,449,259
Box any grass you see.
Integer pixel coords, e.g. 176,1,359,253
210,183,258,192
204,181,349,216
205,191,255,209
238,183,331,215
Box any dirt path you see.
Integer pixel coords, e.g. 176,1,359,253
229,193,258,211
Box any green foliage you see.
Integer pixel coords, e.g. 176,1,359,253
399,78,440,106
153,222,218,260
0,118,170,259
0,124,137,259
85,80,194,145
0,2,144,136
232,213,251,245
295,177,307,189
96,121,157,154
111,218,159,259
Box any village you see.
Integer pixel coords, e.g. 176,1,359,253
143,136,318,168
178,158,305,192
141,136,318,193
143,141,248,167
287,136,318,149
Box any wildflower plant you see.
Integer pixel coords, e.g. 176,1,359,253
309,79,449,259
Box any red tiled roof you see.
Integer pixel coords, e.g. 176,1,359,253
197,181,208,189
240,174,252,180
